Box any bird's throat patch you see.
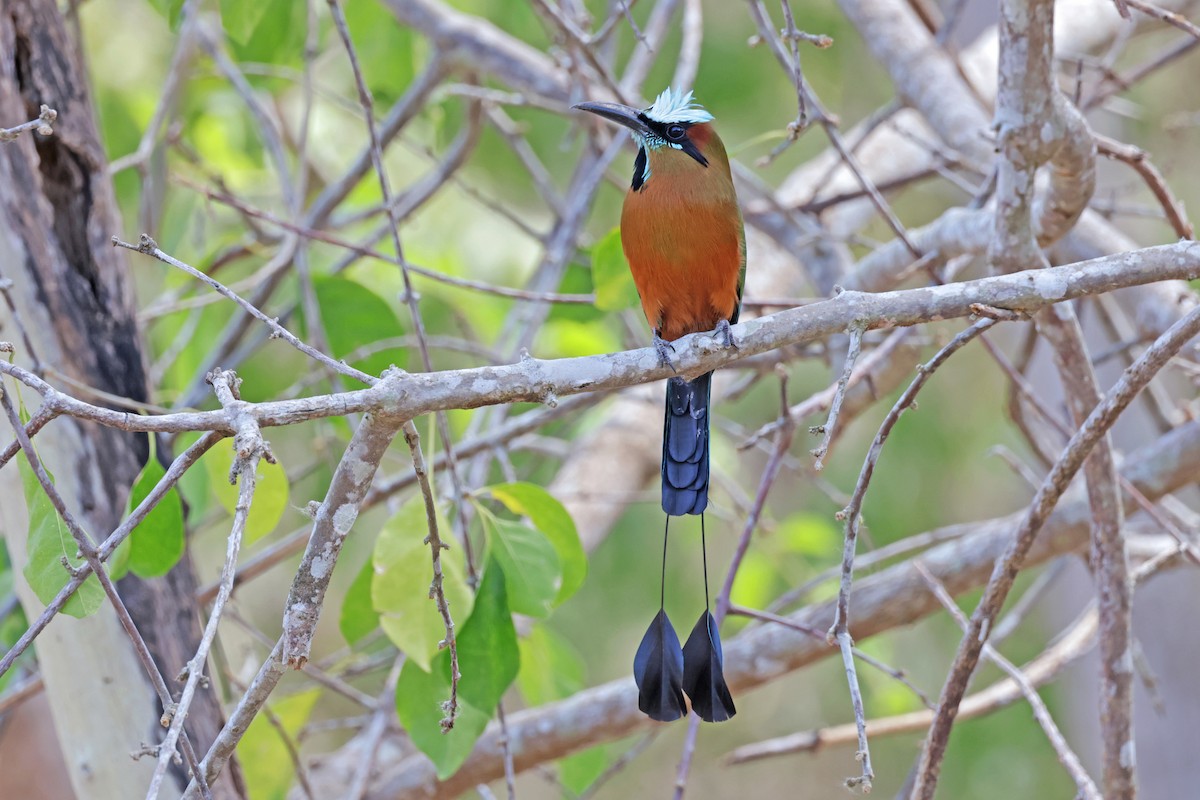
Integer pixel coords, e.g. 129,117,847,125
632,146,649,191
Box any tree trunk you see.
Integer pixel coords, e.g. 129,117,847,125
0,2,242,797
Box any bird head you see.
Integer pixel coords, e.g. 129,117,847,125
573,88,722,191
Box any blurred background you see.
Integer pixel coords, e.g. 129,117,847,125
1,0,1197,798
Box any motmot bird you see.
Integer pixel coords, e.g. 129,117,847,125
575,88,742,724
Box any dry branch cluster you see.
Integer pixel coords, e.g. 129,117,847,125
1,0,1199,799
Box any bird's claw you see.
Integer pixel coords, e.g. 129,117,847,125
714,319,737,349
653,331,677,372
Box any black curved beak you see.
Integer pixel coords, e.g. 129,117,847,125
572,101,652,137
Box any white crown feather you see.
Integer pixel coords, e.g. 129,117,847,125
645,87,714,124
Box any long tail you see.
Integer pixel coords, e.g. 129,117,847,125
661,372,711,516
637,373,736,723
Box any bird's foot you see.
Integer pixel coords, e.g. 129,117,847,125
653,331,678,371
713,319,737,349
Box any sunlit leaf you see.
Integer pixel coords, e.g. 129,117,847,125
121,437,185,578
548,262,603,324
516,624,584,708
728,549,778,611
779,512,842,558
313,276,406,379
156,305,228,405
202,443,289,544
485,482,586,604
394,654,491,780
536,319,622,359
227,0,305,65
220,0,270,46
19,458,102,618
562,745,609,794
591,227,639,311
339,555,379,646
479,511,560,618
240,690,319,800
455,557,519,712
373,497,473,671
145,0,186,29
394,556,519,779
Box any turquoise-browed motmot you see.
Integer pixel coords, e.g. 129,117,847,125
575,88,742,723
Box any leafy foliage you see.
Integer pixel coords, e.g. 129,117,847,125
591,227,640,312
486,481,587,603
372,497,473,671
19,457,102,619
476,482,587,617
240,690,320,800
394,557,519,778
313,275,407,379
202,443,290,544
111,437,185,579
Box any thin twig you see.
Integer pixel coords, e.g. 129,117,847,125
731,605,934,708
729,603,1100,765
401,420,461,730
1123,0,1200,38
810,325,864,469
912,300,1200,799
0,431,223,681
1095,133,1194,239
326,0,477,580
495,702,518,800
824,314,1010,790
113,235,375,386
0,388,212,799
913,562,1103,800
0,105,56,143
146,370,267,800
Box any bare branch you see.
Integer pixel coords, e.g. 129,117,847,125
0,104,56,142
912,297,1200,800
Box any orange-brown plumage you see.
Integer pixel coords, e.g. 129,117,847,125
620,122,745,341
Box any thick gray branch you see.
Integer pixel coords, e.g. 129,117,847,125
3,243,1197,441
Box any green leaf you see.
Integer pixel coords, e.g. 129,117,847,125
19,458,103,618
373,497,473,671
486,482,586,604
728,549,778,611
548,262,603,324
203,443,289,544
562,745,609,794
122,438,185,578
516,624,584,708
226,0,305,64
513,625,608,793
340,555,379,646
146,0,186,30
591,227,639,312
107,533,132,582
536,319,622,359
779,512,842,557
314,276,406,379
454,557,519,713
394,654,492,780
240,690,319,800
219,0,270,46
393,557,520,781
480,512,560,618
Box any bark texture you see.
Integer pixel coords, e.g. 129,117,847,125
0,1,241,797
